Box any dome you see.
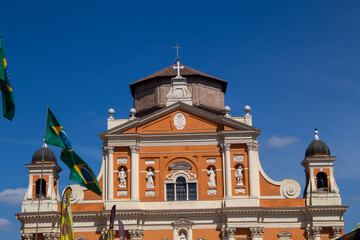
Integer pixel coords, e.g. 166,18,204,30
305,129,331,157
31,144,57,164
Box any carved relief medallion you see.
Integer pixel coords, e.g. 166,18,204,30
233,155,244,162
174,113,186,130
117,158,127,164
117,190,128,196
206,158,216,164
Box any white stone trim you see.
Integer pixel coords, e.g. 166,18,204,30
258,157,301,199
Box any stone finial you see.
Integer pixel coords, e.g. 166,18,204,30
42,138,48,148
224,106,231,117
108,108,115,119
314,128,319,140
244,105,251,115
130,108,137,119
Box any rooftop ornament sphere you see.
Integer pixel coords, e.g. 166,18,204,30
244,105,251,115
108,108,115,119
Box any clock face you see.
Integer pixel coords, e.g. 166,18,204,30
174,112,186,130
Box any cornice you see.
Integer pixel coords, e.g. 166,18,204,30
100,102,261,139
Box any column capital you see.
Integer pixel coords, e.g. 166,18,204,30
107,146,115,154
102,146,108,154
101,227,108,240
129,229,144,239
221,227,236,237
21,233,35,240
246,142,259,151
130,145,140,154
221,143,231,151
43,232,58,240
250,227,264,237
308,226,322,237
332,226,343,238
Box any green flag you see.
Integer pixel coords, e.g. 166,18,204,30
61,150,102,196
45,107,102,196
0,35,15,121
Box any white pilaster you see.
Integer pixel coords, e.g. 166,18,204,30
221,143,232,198
47,174,53,199
26,174,33,200
221,148,226,197
102,146,108,201
329,168,339,193
247,143,260,198
130,145,140,200
107,146,114,200
310,169,316,193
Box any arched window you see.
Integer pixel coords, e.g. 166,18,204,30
176,177,187,200
35,179,46,198
316,172,328,191
166,175,197,201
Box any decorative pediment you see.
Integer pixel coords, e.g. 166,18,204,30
100,102,261,138
170,161,192,171
75,237,87,240
171,218,194,227
278,231,292,240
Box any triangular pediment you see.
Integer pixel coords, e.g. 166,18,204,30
100,102,260,137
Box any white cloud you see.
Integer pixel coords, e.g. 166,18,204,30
0,188,27,205
0,218,15,231
85,111,96,116
266,136,299,148
350,196,360,201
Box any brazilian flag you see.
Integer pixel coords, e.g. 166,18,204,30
45,108,102,196
0,35,15,121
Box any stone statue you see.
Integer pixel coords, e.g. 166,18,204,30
207,167,216,187
118,168,127,188
235,165,244,186
146,169,155,188
179,232,186,240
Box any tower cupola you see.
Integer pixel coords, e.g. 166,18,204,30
31,142,57,164
305,129,331,157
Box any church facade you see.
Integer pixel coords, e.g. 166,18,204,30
16,59,348,240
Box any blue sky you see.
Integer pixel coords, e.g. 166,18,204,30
1,0,359,238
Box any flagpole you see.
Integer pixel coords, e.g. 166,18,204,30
35,106,49,240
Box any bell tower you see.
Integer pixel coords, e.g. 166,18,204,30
302,129,341,206
21,142,62,212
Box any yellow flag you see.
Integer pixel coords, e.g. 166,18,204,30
106,228,114,240
60,187,74,240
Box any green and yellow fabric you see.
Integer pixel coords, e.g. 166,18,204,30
60,187,74,240
45,108,102,196
0,35,14,121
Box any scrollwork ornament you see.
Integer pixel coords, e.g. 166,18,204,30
250,227,264,237
69,184,84,204
101,146,108,155
280,180,301,199
129,229,144,239
332,226,343,237
21,233,35,240
221,143,231,151
311,226,322,237
221,227,236,237
43,232,58,240
246,142,259,151
107,146,115,154
129,145,140,154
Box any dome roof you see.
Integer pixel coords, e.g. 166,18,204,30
32,144,57,164
305,129,331,157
